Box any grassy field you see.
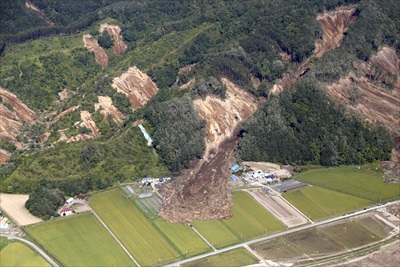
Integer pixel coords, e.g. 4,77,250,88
90,189,181,266
283,186,374,221
0,237,10,251
182,247,259,267
294,166,400,202
192,220,240,249
26,213,133,266
0,242,51,267
152,218,212,257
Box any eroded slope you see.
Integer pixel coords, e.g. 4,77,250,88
83,34,108,68
100,24,127,55
94,96,124,124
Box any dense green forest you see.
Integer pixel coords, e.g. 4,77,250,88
0,0,398,198
238,79,393,165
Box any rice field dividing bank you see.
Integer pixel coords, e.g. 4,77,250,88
90,189,181,266
283,186,374,221
25,213,133,267
0,242,51,267
294,166,400,202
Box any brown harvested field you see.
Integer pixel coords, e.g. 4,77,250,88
0,194,42,225
71,204,91,214
357,214,394,238
248,190,308,227
242,161,280,171
250,237,304,262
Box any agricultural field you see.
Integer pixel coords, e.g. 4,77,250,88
283,186,374,221
135,195,162,218
152,218,212,257
183,247,259,267
0,242,50,267
90,189,180,266
357,215,394,238
223,191,286,240
26,213,133,266
294,166,400,202
192,220,240,249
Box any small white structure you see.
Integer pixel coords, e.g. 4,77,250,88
141,178,153,184
65,197,74,205
59,207,73,216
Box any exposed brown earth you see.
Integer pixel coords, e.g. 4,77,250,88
111,66,159,109
83,34,108,68
25,1,54,26
99,24,127,55
58,89,69,101
94,96,124,124
315,6,357,58
48,106,78,125
79,110,101,136
0,149,11,164
0,193,42,226
160,79,258,223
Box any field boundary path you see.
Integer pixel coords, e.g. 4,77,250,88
189,224,217,251
0,234,59,267
71,200,141,267
167,200,400,266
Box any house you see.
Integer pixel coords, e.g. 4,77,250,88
141,177,153,184
231,175,238,181
59,207,73,216
230,164,240,172
65,197,74,205
77,194,86,200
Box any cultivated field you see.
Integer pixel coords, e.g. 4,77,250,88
0,242,51,267
283,186,374,221
295,166,400,202
248,190,308,227
223,191,286,240
135,195,162,218
192,220,240,249
0,194,42,225
90,189,180,266
183,247,259,267
250,214,393,265
152,218,211,257
26,213,133,266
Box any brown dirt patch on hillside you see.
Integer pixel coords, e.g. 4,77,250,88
100,24,127,55
94,96,124,124
83,34,108,68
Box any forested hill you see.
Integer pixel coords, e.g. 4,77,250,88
0,0,399,195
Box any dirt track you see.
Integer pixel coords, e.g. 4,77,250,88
248,190,308,228
0,194,42,226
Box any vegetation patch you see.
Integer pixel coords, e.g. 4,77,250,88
26,213,133,266
182,247,259,267
134,195,162,218
90,189,180,266
0,242,51,267
283,186,374,221
152,217,211,257
250,237,304,262
192,220,240,249
294,166,400,202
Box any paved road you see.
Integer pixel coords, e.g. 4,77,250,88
167,200,400,266
0,234,59,267
71,200,141,267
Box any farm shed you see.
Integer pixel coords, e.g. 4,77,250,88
231,175,238,181
59,207,73,216
141,177,153,184
230,164,240,172
77,194,86,200
65,197,74,205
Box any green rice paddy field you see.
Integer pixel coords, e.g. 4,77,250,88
192,220,240,249
26,213,133,267
295,166,400,202
283,186,374,221
0,242,51,267
90,189,181,266
183,247,259,267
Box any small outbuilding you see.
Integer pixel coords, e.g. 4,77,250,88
231,175,238,181
59,207,73,217
65,197,74,205
77,194,86,200
230,164,240,172
141,177,153,184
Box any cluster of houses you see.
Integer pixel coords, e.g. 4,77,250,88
229,163,292,185
58,194,86,217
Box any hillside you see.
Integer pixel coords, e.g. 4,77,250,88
0,0,399,219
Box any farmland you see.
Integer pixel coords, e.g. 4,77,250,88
90,189,181,266
0,242,51,267
283,186,374,221
182,247,259,267
294,166,400,202
152,217,212,257
192,220,240,249
26,213,133,266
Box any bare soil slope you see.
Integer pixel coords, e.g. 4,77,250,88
100,24,127,55
94,96,124,124
160,79,257,223
83,34,108,68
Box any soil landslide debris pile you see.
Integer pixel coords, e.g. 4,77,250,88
111,66,159,109
100,24,127,55
0,149,11,164
66,110,100,143
94,96,124,124
315,6,357,58
83,34,108,68
48,106,79,125
160,79,257,223
25,0,54,26
0,87,35,142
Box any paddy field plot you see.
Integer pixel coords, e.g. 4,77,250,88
26,213,133,267
134,195,162,218
90,189,180,266
0,242,51,267
283,186,374,221
223,191,286,240
192,220,240,249
183,247,259,267
152,218,211,257
294,166,400,202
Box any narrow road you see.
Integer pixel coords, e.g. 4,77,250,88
0,234,59,267
188,223,217,251
167,201,400,266
71,200,141,267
